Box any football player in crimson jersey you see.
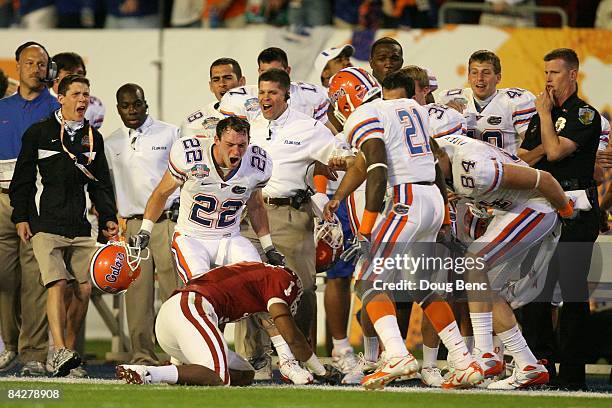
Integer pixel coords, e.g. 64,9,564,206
116,262,341,386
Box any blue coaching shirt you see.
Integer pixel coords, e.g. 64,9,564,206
0,88,60,161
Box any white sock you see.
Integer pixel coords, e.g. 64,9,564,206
422,345,439,368
438,321,471,369
373,315,408,358
332,337,353,355
463,336,474,353
493,335,504,360
147,365,179,384
470,312,493,352
270,335,295,363
497,325,537,369
363,336,379,362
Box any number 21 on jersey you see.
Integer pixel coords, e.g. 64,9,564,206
396,108,431,156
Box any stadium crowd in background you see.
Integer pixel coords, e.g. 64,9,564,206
0,0,607,29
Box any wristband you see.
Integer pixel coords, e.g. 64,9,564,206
559,200,574,218
313,175,328,194
259,234,273,251
358,210,378,235
443,205,451,226
140,219,154,234
534,169,541,189
366,163,387,173
304,354,326,376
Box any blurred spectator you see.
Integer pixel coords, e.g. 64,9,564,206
381,0,437,28
287,0,331,27
480,0,536,27
333,0,364,27
439,0,483,24
55,0,106,28
203,0,247,28
596,0,612,28
537,0,600,27
0,0,15,27
20,0,57,28
169,0,203,27
104,0,159,28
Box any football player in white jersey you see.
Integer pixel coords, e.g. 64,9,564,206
433,135,587,389
437,50,536,155
50,52,105,129
325,67,483,390
129,117,314,384
219,47,330,125
181,58,245,139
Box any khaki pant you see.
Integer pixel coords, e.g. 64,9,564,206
125,218,180,364
234,203,316,358
0,193,48,363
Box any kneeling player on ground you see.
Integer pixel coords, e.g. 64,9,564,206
116,261,341,386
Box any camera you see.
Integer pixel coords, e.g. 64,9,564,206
291,189,312,209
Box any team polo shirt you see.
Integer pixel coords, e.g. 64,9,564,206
105,115,180,217
249,107,350,198
0,88,60,188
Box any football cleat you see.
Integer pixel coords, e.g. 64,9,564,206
361,354,419,390
279,359,313,385
332,348,364,384
441,360,484,389
473,349,504,378
116,364,152,385
487,361,549,390
249,352,272,381
357,352,379,374
421,366,444,387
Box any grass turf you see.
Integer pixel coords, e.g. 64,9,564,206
0,381,610,408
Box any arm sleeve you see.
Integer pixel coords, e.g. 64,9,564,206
88,132,118,226
344,104,384,151
558,105,601,148
9,125,38,224
250,145,273,189
180,109,204,138
219,90,249,120
510,90,537,134
167,137,193,184
312,84,330,123
429,104,467,138
264,271,300,311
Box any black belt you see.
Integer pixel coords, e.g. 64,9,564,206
558,178,596,191
126,213,169,222
264,197,292,206
412,181,434,186
0,188,8,194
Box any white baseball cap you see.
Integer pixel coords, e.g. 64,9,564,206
424,68,438,92
314,44,355,76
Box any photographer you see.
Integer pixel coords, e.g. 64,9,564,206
105,83,181,365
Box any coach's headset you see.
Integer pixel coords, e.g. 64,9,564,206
15,41,58,84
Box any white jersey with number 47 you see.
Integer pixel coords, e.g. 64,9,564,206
437,87,536,154
168,136,272,239
344,98,436,186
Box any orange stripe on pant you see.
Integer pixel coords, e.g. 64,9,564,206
172,232,194,284
486,212,545,265
476,208,533,259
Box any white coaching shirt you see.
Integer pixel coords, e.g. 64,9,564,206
437,87,536,154
105,115,180,218
219,82,329,124
249,107,350,198
180,101,225,139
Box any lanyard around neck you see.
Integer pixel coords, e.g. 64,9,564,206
60,119,93,165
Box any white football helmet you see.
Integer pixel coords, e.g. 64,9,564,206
314,216,344,273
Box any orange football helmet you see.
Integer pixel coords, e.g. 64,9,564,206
314,216,344,273
463,203,492,240
89,240,148,295
328,67,381,125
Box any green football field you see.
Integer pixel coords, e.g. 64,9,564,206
1,380,610,408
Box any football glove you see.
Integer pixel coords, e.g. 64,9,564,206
265,247,286,266
340,234,371,265
313,364,343,385
129,230,151,250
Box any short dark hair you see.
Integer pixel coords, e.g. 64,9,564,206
0,68,8,98
116,83,145,103
382,70,415,99
400,65,429,89
58,74,89,96
52,52,86,75
468,50,501,74
544,48,579,70
15,41,49,61
258,68,291,98
257,47,289,69
216,116,250,140
370,37,403,59
210,57,242,79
